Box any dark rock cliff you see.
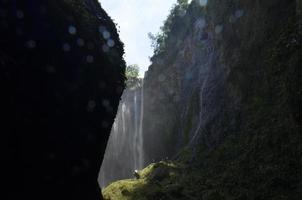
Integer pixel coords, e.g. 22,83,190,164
143,0,301,165
103,0,302,199
1,0,125,199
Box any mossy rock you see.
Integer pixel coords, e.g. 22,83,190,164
102,161,184,200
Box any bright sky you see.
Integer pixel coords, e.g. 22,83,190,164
100,0,177,77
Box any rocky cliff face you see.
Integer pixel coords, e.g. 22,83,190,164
143,0,301,164
1,0,125,199
103,0,302,199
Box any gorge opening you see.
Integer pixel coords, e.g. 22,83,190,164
98,0,178,188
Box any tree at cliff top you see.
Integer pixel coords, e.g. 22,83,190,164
126,64,141,89
148,0,189,56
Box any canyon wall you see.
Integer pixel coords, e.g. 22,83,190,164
103,0,302,199
1,0,125,199
143,0,301,166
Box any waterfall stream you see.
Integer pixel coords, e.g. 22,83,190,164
98,83,145,188
137,80,144,169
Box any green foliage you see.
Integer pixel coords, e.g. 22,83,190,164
148,0,189,56
102,161,184,200
126,64,140,89
126,64,139,79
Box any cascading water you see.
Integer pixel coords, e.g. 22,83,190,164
98,82,145,188
138,80,144,169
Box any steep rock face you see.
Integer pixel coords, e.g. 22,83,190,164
143,0,301,165
143,2,208,161
103,0,301,199
1,0,125,199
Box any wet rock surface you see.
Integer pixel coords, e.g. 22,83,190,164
142,0,301,166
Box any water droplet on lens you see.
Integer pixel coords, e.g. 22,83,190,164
99,25,106,33
16,10,24,19
49,153,55,159
107,39,115,47
68,25,77,35
76,38,85,47
102,99,110,108
235,9,245,18
215,25,223,34
86,55,94,63
102,30,110,39
62,43,71,52
26,40,36,49
87,100,96,112
47,65,56,74
195,18,206,30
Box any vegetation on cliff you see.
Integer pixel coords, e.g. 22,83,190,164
102,0,302,199
148,0,190,56
125,64,141,89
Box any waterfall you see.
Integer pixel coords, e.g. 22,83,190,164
138,80,144,169
189,29,215,146
98,83,145,188
133,91,140,169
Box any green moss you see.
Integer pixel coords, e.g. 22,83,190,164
102,161,184,200
103,121,301,200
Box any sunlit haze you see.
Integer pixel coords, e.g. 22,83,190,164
100,0,177,77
